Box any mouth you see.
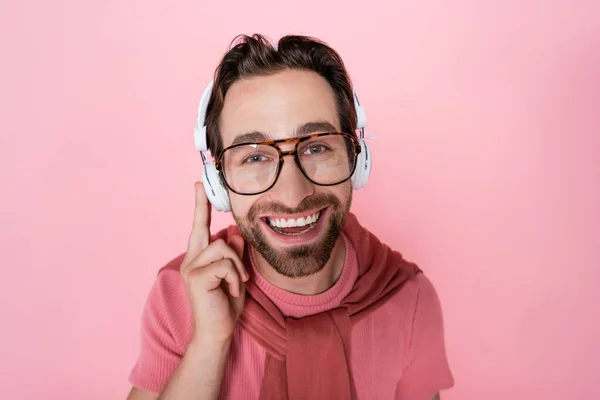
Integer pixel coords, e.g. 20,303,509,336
262,208,325,236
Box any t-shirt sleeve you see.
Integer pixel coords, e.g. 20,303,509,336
396,274,454,400
128,261,194,394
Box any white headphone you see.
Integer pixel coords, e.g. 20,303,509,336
193,75,372,212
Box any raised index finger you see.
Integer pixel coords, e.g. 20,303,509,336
185,181,212,261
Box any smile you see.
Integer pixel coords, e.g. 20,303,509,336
265,211,322,236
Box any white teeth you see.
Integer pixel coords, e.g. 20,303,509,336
268,211,321,229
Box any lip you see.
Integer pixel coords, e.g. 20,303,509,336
259,206,329,246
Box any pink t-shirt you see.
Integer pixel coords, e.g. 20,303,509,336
129,234,454,399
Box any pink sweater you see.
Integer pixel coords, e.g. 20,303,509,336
129,234,454,399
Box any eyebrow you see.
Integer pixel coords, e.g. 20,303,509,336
294,121,338,136
231,131,270,146
230,121,338,146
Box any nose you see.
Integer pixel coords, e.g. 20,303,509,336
268,153,314,209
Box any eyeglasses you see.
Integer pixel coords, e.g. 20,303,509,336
214,132,362,195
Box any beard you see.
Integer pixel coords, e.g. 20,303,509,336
232,189,352,278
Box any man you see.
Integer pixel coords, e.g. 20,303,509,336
126,34,454,400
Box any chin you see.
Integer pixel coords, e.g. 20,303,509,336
232,190,351,278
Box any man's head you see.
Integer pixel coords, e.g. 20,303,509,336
205,34,359,278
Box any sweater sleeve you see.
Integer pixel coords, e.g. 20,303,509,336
128,257,194,394
396,274,454,399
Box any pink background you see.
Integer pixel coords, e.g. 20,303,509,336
1,0,599,399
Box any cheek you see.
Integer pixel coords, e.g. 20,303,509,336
312,184,353,214
229,193,257,219
329,182,353,204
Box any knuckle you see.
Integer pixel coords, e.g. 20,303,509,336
212,258,236,278
214,258,233,273
187,267,206,285
180,255,200,273
187,267,201,280
212,238,226,248
224,258,237,272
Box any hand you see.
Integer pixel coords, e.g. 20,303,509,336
180,182,249,345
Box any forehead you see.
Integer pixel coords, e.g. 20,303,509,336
219,69,340,147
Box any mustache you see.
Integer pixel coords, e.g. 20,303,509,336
248,193,341,218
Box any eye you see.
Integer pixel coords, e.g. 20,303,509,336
243,153,271,164
302,144,330,155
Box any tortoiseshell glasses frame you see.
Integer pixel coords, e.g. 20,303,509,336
214,132,362,196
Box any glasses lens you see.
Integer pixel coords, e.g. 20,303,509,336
222,144,279,194
297,135,357,185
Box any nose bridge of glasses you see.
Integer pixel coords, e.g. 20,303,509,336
280,149,297,158
274,137,300,153
274,146,313,193
276,141,307,178
279,147,305,179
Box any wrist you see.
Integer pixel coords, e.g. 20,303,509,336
188,334,233,354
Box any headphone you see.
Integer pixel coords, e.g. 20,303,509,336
193,73,372,212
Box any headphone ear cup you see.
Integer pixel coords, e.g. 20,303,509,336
351,139,372,190
202,162,231,212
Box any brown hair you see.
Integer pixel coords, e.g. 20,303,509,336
204,34,357,157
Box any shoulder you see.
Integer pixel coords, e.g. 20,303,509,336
410,273,444,318
155,253,187,302
387,270,446,334
142,253,194,349
385,272,444,330
407,273,446,343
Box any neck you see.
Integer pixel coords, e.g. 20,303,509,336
251,236,346,295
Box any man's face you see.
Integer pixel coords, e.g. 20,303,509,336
219,69,353,278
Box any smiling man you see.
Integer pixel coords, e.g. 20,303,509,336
126,34,454,400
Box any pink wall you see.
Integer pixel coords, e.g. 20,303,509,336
1,0,598,399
